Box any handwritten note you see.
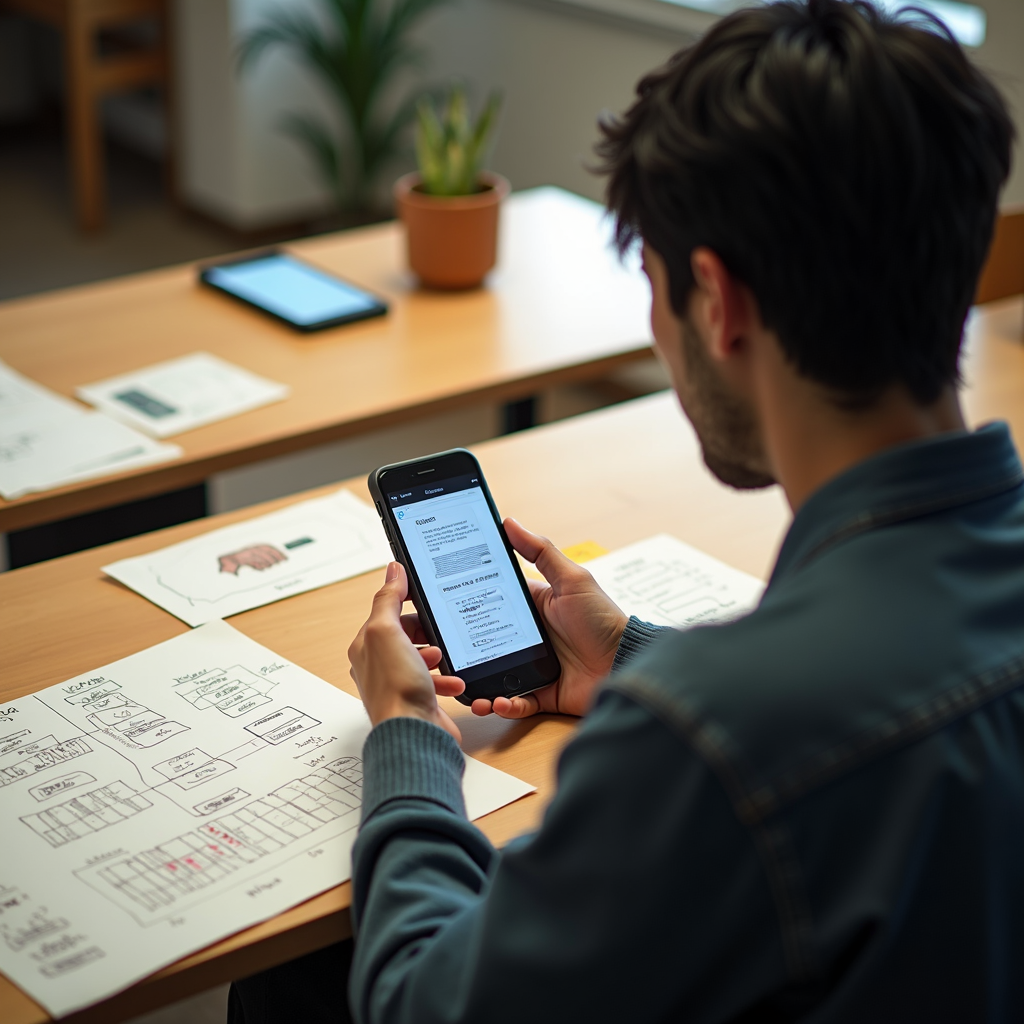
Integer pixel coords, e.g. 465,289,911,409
0,361,180,500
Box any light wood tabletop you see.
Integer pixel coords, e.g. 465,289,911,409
0,187,652,534
1,296,1020,1024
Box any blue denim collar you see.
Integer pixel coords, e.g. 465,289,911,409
770,422,1024,585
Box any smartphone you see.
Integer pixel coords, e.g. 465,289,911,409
199,249,388,332
368,449,561,706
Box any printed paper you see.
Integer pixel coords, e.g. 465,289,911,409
584,534,765,628
0,621,534,1017
104,490,392,627
76,352,289,438
0,360,181,500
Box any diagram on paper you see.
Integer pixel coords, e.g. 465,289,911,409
103,489,391,626
76,756,363,925
173,664,280,718
20,782,152,848
0,619,534,1019
585,534,765,628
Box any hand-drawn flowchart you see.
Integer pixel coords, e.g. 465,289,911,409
0,620,534,1018
584,534,765,629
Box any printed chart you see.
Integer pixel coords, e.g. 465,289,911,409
0,621,533,1017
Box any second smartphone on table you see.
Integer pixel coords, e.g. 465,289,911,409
369,449,560,706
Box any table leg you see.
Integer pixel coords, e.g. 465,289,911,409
6,484,207,569
503,397,537,433
65,5,104,231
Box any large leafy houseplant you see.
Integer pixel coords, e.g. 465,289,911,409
239,0,453,216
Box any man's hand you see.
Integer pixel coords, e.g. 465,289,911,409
348,562,465,743
467,519,628,719
391,520,630,721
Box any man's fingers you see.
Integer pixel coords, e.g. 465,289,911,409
492,693,541,719
433,675,465,697
400,613,431,645
418,646,443,670
470,692,540,719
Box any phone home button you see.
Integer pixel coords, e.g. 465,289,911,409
502,674,521,695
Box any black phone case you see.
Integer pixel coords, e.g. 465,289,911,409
197,247,388,333
368,449,560,705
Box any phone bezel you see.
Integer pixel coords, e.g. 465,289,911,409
369,449,561,706
198,247,389,333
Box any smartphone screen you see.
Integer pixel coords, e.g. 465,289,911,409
201,253,387,331
384,471,549,683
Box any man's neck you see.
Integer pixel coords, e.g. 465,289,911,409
758,354,967,512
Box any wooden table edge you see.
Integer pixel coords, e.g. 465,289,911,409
0,347,652,533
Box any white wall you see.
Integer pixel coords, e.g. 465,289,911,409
174,0,336,228
171,0,1023,228
418,0,1023,207
416,0,691,203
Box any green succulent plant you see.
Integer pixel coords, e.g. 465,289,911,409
415,85,502,196
238,0,453,215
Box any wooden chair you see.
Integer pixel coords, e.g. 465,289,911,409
976,208,1024,305
1,0,171,231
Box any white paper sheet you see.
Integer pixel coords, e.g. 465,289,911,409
76,352,290,438
584,534,765,628
0,361,181,500
103,490,392,626
0,620,534,1017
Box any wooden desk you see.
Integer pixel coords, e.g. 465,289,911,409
0,390,790,1024
2,297,1021,1024
0,187,651,534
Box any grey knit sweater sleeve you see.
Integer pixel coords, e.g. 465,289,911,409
360,716,466,824
611,615,671,674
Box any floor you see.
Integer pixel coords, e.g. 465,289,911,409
0,124,241,302
127,986,230,1024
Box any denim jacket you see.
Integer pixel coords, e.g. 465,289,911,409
350,423,1024,1024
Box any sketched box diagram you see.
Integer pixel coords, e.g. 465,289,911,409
0,737,93,786
173,666,278,718
244,706,320,745
74,757,364,925
20,782,152,848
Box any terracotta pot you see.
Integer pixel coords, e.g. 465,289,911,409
394,171,511,289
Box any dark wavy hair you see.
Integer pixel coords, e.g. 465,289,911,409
597,0,1014,405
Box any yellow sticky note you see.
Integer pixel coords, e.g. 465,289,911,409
561,540,609,564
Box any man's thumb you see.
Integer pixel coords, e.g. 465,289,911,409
372,561,408,614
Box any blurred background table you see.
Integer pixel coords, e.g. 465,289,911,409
0,187,655,561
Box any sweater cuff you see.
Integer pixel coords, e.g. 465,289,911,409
360,716,466,825
612,616,671,673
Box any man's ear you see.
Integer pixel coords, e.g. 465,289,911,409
690,247,754,363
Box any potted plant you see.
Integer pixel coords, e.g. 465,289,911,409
394,85,508,289
238,0,453,221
